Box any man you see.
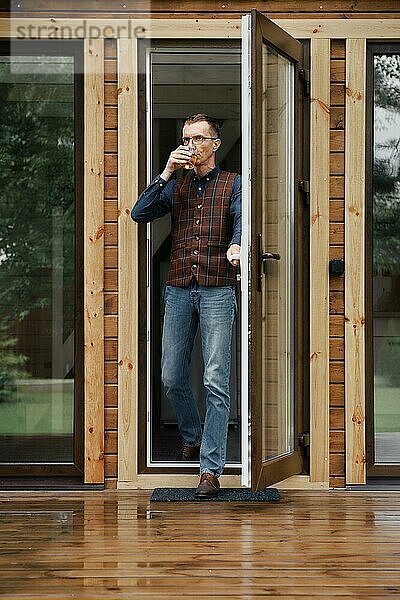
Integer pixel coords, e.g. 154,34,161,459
131,114,241,498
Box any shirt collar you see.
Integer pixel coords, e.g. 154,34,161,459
192,165,220,184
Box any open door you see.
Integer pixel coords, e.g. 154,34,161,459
242,10,306,489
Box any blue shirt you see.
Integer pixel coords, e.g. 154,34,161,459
131,165,242,247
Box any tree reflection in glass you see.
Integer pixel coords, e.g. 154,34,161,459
373,53,400,463
0,55,75,463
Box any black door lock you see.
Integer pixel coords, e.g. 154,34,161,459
329,259,345,276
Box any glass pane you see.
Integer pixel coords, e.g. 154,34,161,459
373,53,400,463
261,46,295,462
148,49,242,463
0,55,75,463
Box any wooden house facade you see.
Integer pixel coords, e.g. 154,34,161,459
0,1,399,491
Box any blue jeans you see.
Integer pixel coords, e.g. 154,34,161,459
161,277,237,477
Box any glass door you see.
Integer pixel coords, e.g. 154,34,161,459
242,11,305,489
367,45,400,476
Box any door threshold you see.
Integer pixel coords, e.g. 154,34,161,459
270,475,329,490
0,477,104,492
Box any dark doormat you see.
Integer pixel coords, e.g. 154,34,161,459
150,487,280,502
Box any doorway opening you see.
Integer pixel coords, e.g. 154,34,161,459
143,44,242,470
135,18,308,488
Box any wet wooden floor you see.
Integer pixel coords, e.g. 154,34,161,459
0,489,400,598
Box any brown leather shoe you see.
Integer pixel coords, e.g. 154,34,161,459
176,444,200,461
195,473,220,498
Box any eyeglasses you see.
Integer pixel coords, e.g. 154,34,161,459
182,135,219,146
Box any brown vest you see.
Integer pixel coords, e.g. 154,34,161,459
165,170,238,287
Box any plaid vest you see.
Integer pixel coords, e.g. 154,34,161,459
165,170,238,287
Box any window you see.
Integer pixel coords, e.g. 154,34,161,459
0,41,83,474
367,44,400,474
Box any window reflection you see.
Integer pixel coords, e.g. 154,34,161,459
373,53,400,463
260,46,295,462
0,55,75,463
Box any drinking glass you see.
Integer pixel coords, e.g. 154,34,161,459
183,144,197,170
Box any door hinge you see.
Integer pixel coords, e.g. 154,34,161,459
299,432,310,447
299,68,310,96
298,179,310,205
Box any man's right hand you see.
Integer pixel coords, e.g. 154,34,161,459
160,146,193,181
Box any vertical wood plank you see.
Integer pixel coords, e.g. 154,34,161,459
345,39,366,485
310,39,330,484
117,38,138,484
84,38,105,483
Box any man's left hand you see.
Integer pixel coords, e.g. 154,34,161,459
227,244,241,267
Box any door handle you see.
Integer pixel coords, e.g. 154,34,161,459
257,233,280,291
262,252,281,261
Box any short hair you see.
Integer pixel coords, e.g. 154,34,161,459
183,113,221,139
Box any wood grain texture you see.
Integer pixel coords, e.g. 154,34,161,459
345,39,366,485
330,362,344,383
330,130,345,152
330,291,344,314
330,383,345,407
104,199,119,221
84,38,105,484
329,475,345,487
330,338,345,361
105,384,118,407
330,316,344,338
117,38,139,484
310,39,330,485
330,40,346,59
329,223,344,244
330,152,344,175
330,407,345,430
104,269,118,291
3,490,400,596
330,199,345,221
104,222,118,245
7,1,400,13
330,430,345,453
105,407,118,430
105,430,117,454
104,247,118,268
330,276,344,292
330,107,345,129
105,361,118,384
329,246,344,260
104,293,118,315
105,477,118,489
2,17,400,40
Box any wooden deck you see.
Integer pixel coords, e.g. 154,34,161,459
1,489,400,598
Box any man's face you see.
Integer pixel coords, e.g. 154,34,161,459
182,121,221,168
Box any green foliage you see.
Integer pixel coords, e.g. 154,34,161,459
373,160,400,272
0,92,75,324
375,54,400,112
0,66,76,392
373,56,400,274
0,323,27,402
379,337,400,387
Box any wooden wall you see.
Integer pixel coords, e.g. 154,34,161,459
104,39,118,489
4,1,399,17
329,40,346,488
